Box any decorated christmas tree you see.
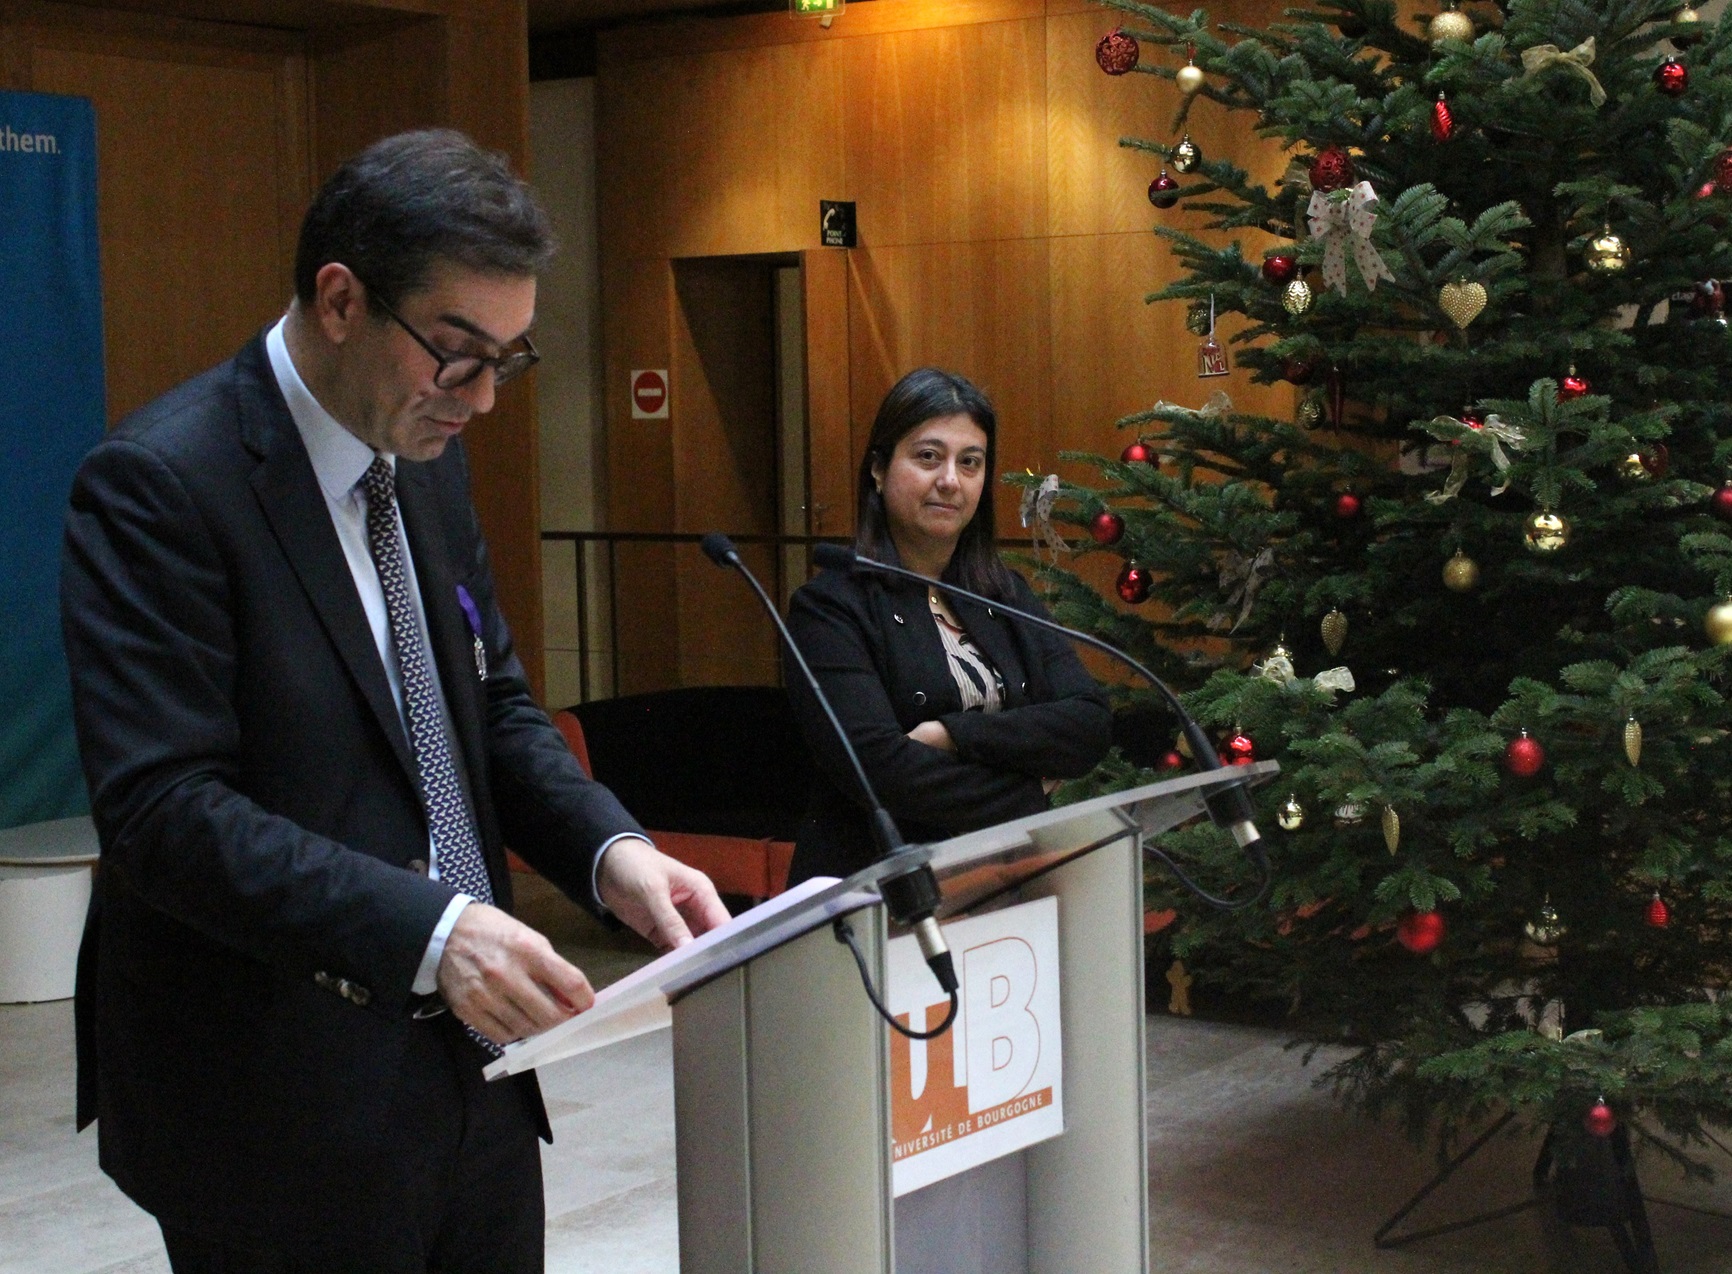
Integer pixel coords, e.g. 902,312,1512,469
1036,0,1732,1208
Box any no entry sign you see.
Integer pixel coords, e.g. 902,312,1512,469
630,369,669,419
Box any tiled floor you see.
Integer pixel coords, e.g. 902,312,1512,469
3,876,1728,1273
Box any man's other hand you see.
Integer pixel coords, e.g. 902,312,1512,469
598,836,730,951
436,903,593,1046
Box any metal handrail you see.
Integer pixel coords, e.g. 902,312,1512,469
540,530,1041,702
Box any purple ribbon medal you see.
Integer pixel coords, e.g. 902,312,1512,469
455,585,487,681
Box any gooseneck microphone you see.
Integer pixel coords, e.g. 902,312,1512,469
699,534,959,1036
810,542,1270,910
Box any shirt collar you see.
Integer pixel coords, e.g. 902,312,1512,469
265,316,391,501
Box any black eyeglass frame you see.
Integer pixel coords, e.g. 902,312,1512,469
365,286,540,390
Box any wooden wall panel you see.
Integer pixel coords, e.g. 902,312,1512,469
847,238,1051,538
839,17,1047,248
802,248,853,539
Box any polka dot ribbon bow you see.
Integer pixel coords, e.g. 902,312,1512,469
1306,181,1396,296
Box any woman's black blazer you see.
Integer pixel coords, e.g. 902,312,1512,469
783,565,1113,883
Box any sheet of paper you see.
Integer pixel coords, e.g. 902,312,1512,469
485,874,854,1078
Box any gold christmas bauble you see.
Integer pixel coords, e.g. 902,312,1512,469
1524,898,1565,946
1277,794,1305,831
1297,395,1325,430
1282,279,1314,316
1442,549,1480,592
1172,134,1201,173
1522,509,1571,554
1321,607,1348,655
1706,597,1732,645
1175,62,1205,95
1617,451,1652,482
1428,6,1475,45
1586,227,1631,274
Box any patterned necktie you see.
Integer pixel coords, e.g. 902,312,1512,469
360,459,502,1055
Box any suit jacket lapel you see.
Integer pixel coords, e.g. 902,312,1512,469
235,338,418,786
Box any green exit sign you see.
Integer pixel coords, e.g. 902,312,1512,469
791,0,842,15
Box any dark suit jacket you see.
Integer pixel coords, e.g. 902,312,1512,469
784,566,1113,882
58,334,645,1243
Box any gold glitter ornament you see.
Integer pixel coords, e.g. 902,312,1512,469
1171,134,1200,173
1282,279,1314,316
1321,607,1348,655
1624,717,1643,767
1438,279,1487,328
1381,805,1400,855
1706,597,1732,645
1442,550,1480,592
1522,509,1571,554
1586,226,1631,275
1297,395,1325,430
1185,300,1211,336
1525,897,1565,946
1277,794,1305,831
1428,2,1474,45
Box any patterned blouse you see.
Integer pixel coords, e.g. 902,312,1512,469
928,591,1004,713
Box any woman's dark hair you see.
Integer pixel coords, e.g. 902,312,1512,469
855,367,1017,600
295,129,555,310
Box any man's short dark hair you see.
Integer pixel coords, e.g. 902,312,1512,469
294,129,555,309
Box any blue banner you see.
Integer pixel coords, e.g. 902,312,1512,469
0,91,104,828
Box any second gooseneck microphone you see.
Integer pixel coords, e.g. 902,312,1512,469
699,534,960,1012
810,541,1270,910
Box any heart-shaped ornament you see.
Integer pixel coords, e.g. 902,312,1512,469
1438,280,1487,328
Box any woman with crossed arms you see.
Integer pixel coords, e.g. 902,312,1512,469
785,367,1113,884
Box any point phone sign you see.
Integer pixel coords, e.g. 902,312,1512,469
886,896,1063,1196
630,369,669,419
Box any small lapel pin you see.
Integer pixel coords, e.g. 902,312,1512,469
455,584,487,681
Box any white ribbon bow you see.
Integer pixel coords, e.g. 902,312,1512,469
1520,38,1606,108
1424,413,1529,503
1307,182,1396,296
1311,666,1356,698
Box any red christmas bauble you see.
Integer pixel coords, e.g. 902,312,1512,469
1584,1100,1618,1138
1282,356,1317,385
1226,731,1255,759
1334,492,1362,520
1120,440,1155,465
1095,28,1140,76
1396,911,1446,954
1646,895,1671,928
1090,511,1125,545
1430,94,1455,142
1115,562,1152,604
1639,444,1670,480
1656,57,1689,97
1699,179,1720,200
1262,253,1299,284
1691,279,1725,316
1558,370,1590,401
1505,731,1546,778
1461,409,1486,430
1309,144,1355,193
1148,170,1180,209
1715,148,1732,193
1711,483,1732,521
1158,749,1184,771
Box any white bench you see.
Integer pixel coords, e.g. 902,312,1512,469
0,816,98,1003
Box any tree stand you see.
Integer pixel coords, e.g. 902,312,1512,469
1375,1113,1730,1273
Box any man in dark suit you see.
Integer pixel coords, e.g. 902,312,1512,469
59,129,728,1273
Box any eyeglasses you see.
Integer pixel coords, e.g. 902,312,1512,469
367,288,539,390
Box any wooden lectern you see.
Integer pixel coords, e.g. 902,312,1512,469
490,763,1275,1273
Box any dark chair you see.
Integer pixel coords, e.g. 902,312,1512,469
548,686,812,903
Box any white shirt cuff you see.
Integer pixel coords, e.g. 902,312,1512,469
411,894,474,995
591,831,653,916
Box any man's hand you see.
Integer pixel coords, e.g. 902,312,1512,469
436,903,593,1046
598,836,730,951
